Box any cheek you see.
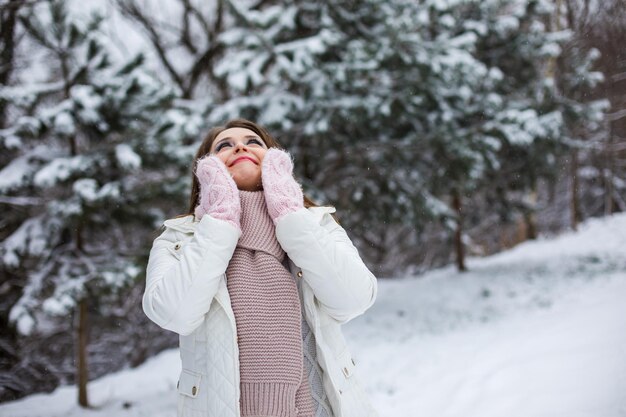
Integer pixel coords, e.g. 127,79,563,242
216,152,229,164
257,149,267,163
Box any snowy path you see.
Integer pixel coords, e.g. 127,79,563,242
2,214,626,417
353,273,626,417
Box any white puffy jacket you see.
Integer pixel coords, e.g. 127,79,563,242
143,206,379,417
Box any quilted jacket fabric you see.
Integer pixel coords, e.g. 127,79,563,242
143,206,379,417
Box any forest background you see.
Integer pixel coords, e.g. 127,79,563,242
0,0,624,405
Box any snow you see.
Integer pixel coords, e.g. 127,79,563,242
72,85,104,125
495,15,520,35
0,155,33,192
73,179,99,202
539,42,562,57
33,155,91,188
2,213,626,416
115,144,142,170
72,179,121,203
361,277,626,416
12,311,36,337
53,112,76,137
1,216,48,267
66,0,157,67
42,294,75,316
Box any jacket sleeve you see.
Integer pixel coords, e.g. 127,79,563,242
142,215,240,336
275,208,378,324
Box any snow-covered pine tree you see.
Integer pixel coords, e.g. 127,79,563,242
108,0,608,275
550,0,611,228
199,0,456,274
466,0,559,235
0,0,201,404
206,0,565,272
377,0,605,269
109,0,438,274
467,0,606,237
112,0,228,101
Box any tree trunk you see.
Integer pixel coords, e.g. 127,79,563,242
77,298,90,407
524,186,538,240
0,0,20,129
452,189,467,272
604,101,615,216
570,149,580,230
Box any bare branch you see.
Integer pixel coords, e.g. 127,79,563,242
0,0,47,12
582,0,590,28
606,109,626,122
114,0,186,95
0,196,43,205
607,141,626,152
180,0,198,54
180,0,227,97
611,72,626,82
180,0,213,54
114,0,230,99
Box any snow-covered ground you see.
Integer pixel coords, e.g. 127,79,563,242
2,214,626,417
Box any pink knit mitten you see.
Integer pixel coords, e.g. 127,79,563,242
194,154,241,232
261,148,304,224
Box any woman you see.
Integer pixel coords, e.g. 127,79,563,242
143,119,378,417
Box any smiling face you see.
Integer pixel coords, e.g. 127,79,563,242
209,127,268,191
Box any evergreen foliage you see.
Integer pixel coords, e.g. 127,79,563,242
0,2,194,401
207,0,605,267
0,0,618,403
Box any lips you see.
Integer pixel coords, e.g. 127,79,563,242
229,156,258,167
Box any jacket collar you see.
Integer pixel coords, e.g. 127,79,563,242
163,206,336,234
162,215,196,233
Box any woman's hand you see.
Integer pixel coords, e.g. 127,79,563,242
194,154,241,232
261,148,304,224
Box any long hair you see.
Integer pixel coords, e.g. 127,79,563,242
177,118,321,219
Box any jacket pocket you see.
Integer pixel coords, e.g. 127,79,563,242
334,352,376,417
340,353,356,379
177,369,202,398
330,349,357,393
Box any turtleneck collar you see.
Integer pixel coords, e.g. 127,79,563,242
237,190,284,260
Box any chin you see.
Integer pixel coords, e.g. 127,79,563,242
235,178,263,191
232,171,261,189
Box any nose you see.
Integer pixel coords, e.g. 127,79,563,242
234,142,248,153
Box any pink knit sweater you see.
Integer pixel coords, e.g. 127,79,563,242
226,190,315,417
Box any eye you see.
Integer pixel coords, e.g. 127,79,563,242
215,141,232,152
248,138,264,146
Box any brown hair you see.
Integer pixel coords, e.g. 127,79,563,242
177,118,322,219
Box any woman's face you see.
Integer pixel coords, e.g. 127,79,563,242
209,127,268,191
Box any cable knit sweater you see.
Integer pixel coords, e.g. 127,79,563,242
226,190,315,417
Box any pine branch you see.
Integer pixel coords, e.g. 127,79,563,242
115,0,186,96
606,109,626,122
0,196,43,205
0,0,47,12
180,0,211,54
183,0,227,98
